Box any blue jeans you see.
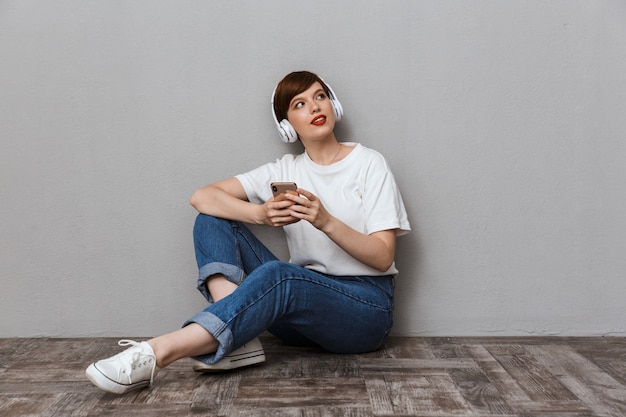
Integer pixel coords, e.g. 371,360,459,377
184,214,395,364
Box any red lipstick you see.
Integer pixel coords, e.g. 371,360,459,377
311,115,327,126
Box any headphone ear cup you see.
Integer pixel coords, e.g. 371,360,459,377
331,98,343,122
278,119,298,143
323,79,343,122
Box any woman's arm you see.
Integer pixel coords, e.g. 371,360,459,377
284,188,397,272
326,225,397,273
190,178,299,227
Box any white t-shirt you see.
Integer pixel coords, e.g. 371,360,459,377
235,143,411,276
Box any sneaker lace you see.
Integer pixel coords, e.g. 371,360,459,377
116,339,157,385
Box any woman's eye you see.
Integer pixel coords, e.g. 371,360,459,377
317,93,327,100
294,102,304,109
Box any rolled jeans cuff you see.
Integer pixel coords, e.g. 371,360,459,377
197,262,245,303
183,311,233,364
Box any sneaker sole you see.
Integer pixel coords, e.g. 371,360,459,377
86,363,150,394
193,349,266,372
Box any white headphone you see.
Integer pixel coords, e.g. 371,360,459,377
271,79,344,143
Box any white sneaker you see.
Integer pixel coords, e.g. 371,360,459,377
86,340,159,394
192,337,265,372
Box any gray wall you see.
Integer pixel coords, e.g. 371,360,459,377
2,1,625,338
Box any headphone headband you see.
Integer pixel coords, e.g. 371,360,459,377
271,78,343,143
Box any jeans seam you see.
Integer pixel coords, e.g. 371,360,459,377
299,275,393,311
347,275,395,305
232,221,277,269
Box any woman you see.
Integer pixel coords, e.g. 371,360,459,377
86,71,410,394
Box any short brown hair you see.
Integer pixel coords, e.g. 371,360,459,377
273,71,331,122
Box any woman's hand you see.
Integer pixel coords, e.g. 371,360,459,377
283,188,332,231
260,192,301,227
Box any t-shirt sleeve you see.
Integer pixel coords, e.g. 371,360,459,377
362,152,411,236
235,155,295,204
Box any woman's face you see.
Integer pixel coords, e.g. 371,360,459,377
286,82,336,141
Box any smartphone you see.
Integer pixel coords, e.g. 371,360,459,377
271,182,298,199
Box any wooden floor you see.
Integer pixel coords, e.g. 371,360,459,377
0,336,625,416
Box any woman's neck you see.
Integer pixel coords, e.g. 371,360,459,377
304,137,346,166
